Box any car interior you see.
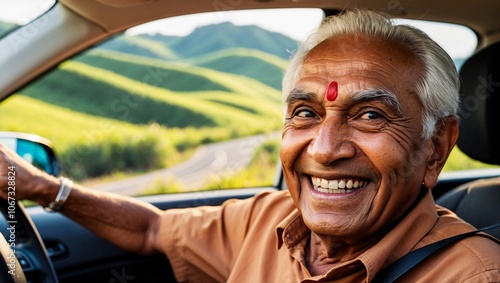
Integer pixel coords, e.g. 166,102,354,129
0,0,499,282
435,40,500,238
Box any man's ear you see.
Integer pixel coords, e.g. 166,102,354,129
423,117,459,189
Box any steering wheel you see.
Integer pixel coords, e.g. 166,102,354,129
0,199,58,283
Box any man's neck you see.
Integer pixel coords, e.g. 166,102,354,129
305,231,378,276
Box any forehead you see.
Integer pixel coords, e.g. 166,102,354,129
302,34,418,71
296,35,421,102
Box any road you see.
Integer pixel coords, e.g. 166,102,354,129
89,132,280,195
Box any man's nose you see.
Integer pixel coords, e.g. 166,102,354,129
307,118,356,165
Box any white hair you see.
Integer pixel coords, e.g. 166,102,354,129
282,9,460,140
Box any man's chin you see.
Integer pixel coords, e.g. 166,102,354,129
302,211,360,237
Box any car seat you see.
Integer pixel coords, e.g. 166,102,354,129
436,41,500,238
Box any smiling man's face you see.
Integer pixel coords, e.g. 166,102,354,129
281,34,436,241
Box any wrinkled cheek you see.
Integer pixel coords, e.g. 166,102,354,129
280,157,302,205
367,130,425,184
280,131,307,200
280,142,299,185
280,129,305,169
279,141,294,173
386,148,427,188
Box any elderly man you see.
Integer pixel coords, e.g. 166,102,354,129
1,9,499,282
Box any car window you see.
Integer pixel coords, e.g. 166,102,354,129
0,0,56,38
0,8,323,196
0,8,492,197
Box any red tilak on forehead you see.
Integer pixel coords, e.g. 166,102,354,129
326,81,338,101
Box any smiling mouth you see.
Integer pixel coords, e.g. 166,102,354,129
311,176,369,194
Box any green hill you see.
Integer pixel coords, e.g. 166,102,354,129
20,60,282,129
19,61,218,127
1,94,276,153
1,95,275,179
0,95,151,151
143,22,299,60
98,34,178,60
73,49,283,104
75,50,232,92
194,48,288,89
6,22,286,131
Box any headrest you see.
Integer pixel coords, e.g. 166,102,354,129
457,41,500,165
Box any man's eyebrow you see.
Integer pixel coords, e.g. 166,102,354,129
286,88,318,105
350,88,403,115
285,88,403,115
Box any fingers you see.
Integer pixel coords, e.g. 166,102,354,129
0,142,35,169
0,142,55,201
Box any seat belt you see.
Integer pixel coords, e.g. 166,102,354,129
373,223,500,283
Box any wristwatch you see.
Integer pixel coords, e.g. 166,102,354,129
45,177,73,212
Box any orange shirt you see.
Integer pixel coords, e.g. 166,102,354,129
159,190,500,282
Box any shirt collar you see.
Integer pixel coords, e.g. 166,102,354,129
274,189,438,281
276,209,308,250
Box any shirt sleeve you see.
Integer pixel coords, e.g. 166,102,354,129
158,190,287,282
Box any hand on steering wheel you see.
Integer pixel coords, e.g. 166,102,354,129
0,144,59,283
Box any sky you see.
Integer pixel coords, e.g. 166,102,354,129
127,8,325,42
127,8,477,59
394,18,477,58
0,2,477,59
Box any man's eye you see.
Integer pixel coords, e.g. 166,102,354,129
360,111,383,120
295,109,315,118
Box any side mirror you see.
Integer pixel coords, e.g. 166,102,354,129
0,132,60,176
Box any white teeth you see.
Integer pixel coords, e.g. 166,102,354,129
321,179,329,188
311,177,367,194
338,180,345,189
328,180,338,189
346,179,353,189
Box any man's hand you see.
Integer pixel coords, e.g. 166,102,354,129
0,143,59,204
0,142,163,255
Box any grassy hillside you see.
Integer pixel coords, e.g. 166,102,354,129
20,59,282,129
0,95,153,151
75,49,285,103
20,61,219,127
75,50,232,92
73,49,284,109
194,48,288,90
144,22,299,60
1,94,276,151
1,95,279,179
98,34,178,60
